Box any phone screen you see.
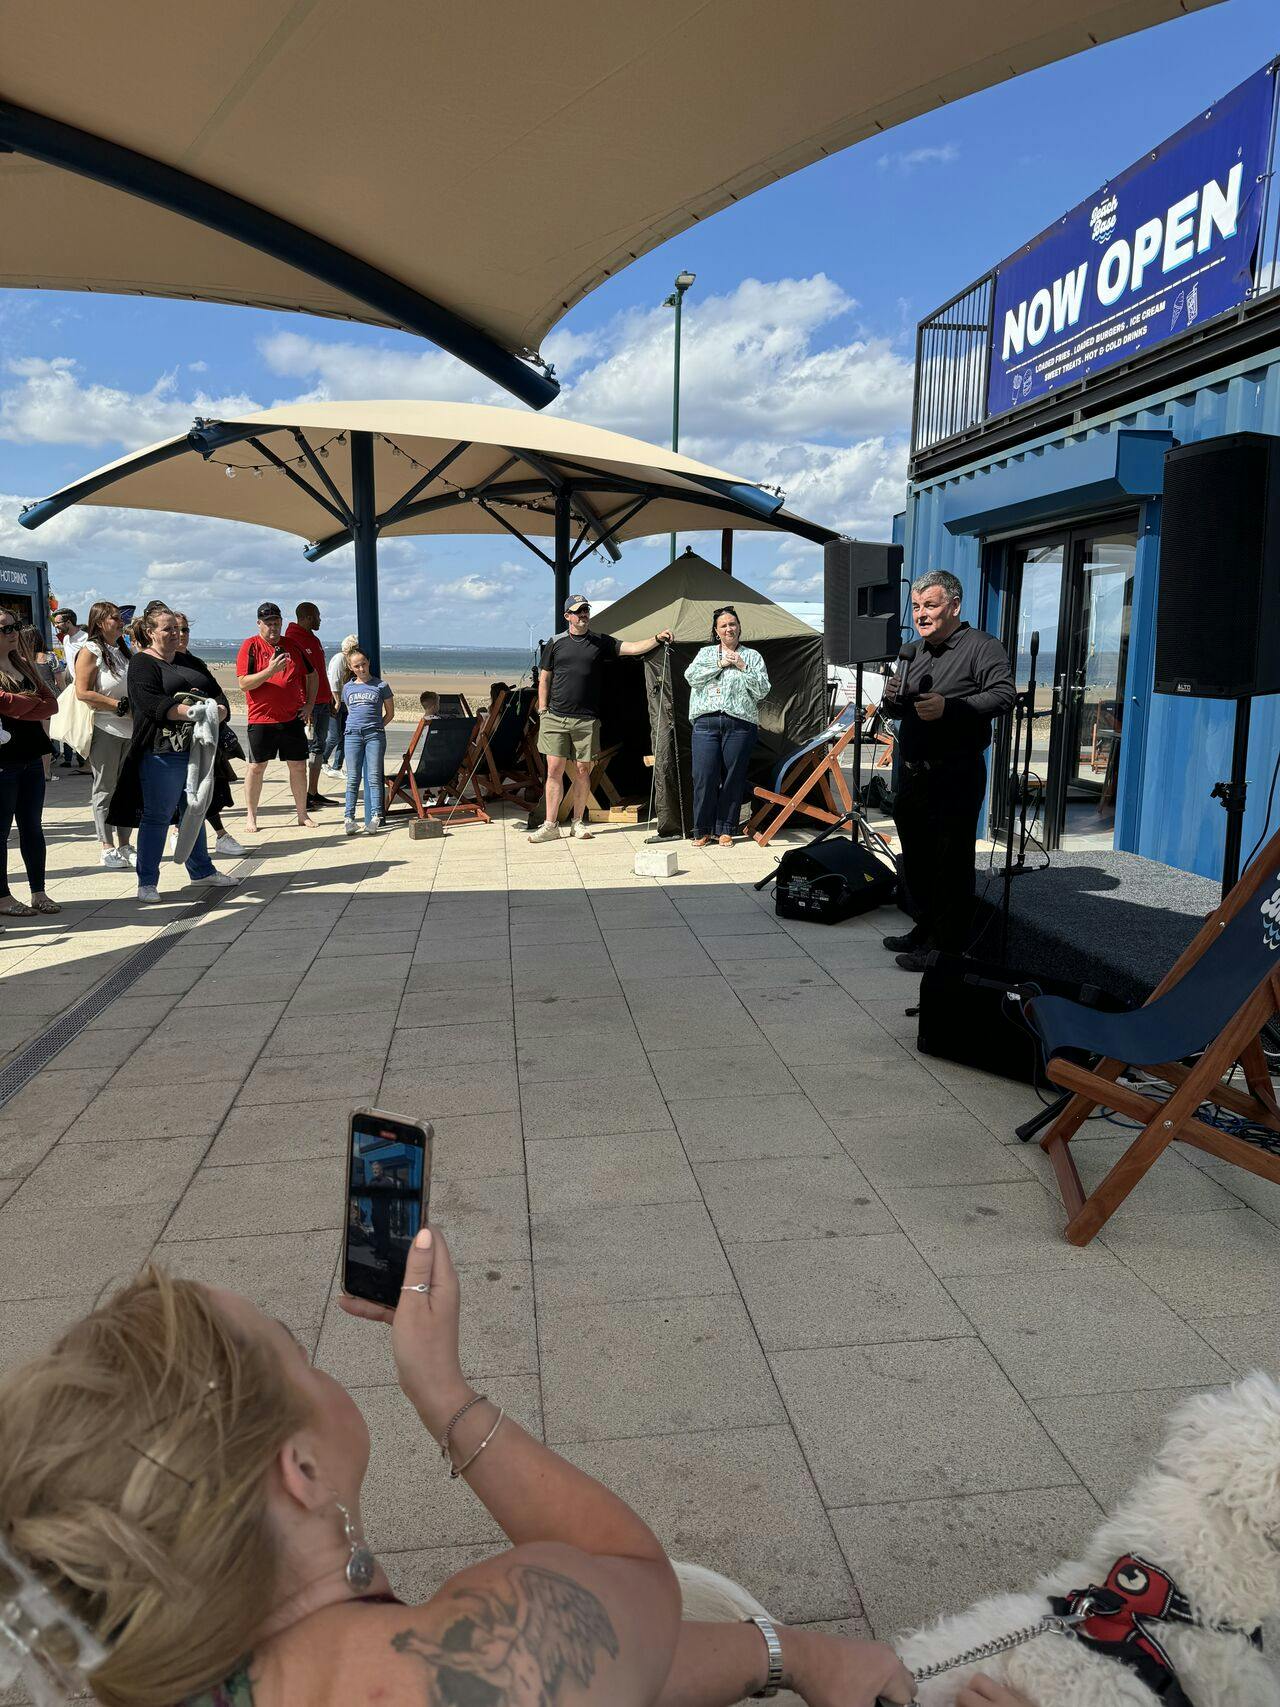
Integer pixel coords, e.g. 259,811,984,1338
343,1109,433,1307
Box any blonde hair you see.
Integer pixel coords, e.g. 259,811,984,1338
0,1267,310,1707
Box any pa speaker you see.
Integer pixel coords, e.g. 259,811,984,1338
824,539,902,666
1156,432,1280,699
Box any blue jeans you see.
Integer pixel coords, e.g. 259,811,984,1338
344,727,386,824
137,751,215,888
691,712,757,838
323,705,346,768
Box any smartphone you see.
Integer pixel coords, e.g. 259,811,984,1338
342,1108,433,1307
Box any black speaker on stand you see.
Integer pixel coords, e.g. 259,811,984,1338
1155,431,1280,897
824,539,903,810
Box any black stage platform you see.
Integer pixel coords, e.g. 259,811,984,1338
969,849,1221,1005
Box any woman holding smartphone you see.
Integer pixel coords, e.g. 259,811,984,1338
0,1223,913,1707
684,606,770,847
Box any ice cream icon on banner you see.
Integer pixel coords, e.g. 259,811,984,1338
1011,372,1025,399
1186,282,1199,325
1171,288,1186,329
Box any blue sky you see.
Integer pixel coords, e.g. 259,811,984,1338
0,0,1273,643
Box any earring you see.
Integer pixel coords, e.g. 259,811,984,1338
334,1499,376,1592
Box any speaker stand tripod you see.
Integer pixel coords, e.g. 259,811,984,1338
1211,697,1251,901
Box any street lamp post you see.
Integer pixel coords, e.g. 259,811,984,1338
664,270,696,564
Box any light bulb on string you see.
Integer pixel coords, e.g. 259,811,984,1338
224,465,237,479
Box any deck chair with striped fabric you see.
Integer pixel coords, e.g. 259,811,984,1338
744,706,859,847
384,711,491,824
1026,825,1280,1245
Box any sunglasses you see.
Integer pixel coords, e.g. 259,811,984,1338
0,622,17,635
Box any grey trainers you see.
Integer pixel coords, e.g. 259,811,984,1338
527,820,563,844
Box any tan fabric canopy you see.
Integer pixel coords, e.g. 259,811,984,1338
0,0,1218,402
596,550,819,643
20,399,832,550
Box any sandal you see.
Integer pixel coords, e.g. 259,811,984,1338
718,835,734,847
0,899,35,917
693,835,712,848
29,897,61,915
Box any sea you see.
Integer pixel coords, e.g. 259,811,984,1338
190,640,537,676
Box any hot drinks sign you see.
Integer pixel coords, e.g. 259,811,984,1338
986,64,1275,417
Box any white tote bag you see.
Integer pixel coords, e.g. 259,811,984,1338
48,680,96,756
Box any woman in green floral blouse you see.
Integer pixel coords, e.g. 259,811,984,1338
684,606,771,846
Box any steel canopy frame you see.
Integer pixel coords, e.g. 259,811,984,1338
20,418,829,671
0,99,558,411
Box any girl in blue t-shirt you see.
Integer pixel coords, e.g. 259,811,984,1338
340,649,394,832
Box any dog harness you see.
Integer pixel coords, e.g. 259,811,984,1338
1048,1553,1263,1706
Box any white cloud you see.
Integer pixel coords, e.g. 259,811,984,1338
876,142,959,173
433,573,509,602
0,357,259,447
258,330,507,406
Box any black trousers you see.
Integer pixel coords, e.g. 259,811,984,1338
891,754,987,952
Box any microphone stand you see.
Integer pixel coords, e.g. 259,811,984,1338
997,630,1038,965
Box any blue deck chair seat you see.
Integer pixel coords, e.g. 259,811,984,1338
1027,840,1280,1246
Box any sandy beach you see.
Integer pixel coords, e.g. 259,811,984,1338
206,662,512,717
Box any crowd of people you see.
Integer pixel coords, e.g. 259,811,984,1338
0,598,396,913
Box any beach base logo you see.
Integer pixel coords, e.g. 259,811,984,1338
1089,192,1119,245
1261,878,1280,952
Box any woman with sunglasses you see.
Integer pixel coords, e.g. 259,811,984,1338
0,611,59,916
74,601,135,869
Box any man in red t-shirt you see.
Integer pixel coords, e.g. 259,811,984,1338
284,600,337,811
236,601,318,833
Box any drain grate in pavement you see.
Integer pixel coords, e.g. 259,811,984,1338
0,866,260,1109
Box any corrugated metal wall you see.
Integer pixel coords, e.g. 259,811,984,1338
903,353,1280,880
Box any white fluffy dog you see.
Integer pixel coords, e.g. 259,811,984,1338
678,1373,1280,1706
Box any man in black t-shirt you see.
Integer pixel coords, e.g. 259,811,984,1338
528,594,672,842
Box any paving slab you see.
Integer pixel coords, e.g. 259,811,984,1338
532,1199,735,1305
0,1201,171,1300
696,1154,894,1243
1029,1385,1216,1509
668,1093,839,1163
166,1155,344,1239
882,1181,1121,1277
0,1294,100,1375
267,1008,398,1058
834,1110,1031,1189
152,1230,340,1348
520,1074,671,1140
729,1233,971,1351
207,1098,354,1166
399,987,514,1028
526,1131,700,1212
431,1174,530,1265
387,1021,516,1069
770,1338,1078,1506
1188,1311,1280,1379
12,1136,208,1210
517,1029,651,1083
540,1293,785,1445
832,1485,1103,1638
944,1268,1233,1400
562,1426,857,1622
647,1045,801,1100
1099,1207,1280,1315
64,1077,245,1141
380,1062,520,1117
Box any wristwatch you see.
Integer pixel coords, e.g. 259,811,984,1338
745,1615,784,1698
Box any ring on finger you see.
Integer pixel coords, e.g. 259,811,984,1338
402,1282,432,1294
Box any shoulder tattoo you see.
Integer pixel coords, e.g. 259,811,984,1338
392,1564,619,1707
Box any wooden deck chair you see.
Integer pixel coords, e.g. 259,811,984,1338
745,707,859,847
479,687,541,806
1026,825,1280,1245
384,711,491,824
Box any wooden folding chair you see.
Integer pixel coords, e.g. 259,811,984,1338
479,687,542,807
384,711,492,825
1026,825,1280,1245
745,708,859,847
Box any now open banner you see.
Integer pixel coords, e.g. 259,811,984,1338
987,63,1276,418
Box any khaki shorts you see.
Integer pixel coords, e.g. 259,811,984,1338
537,712,599,763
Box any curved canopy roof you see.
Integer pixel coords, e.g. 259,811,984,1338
19,400,834,558
0,0,1218,405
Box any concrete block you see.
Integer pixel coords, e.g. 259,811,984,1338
634,846,678,878
409,817,444,839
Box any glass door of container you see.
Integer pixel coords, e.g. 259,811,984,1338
995,536,1065,843
1057,527,1136,845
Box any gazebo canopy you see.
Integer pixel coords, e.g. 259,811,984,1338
20,400,835,662
0,0,1218,406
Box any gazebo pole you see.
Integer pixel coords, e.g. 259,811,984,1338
350,430,381,674
553,488,572,627
721,529,733,574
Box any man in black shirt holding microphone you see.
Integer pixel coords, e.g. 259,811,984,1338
881,570,1015,971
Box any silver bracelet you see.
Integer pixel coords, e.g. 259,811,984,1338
438,1394,487,1461
449,1405,506,1479
745,1614,784,1698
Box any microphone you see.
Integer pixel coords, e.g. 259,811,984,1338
884,641,917,709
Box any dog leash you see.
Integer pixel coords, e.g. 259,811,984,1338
881,1607,1092,1705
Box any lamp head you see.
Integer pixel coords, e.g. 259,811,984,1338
675,271,696,292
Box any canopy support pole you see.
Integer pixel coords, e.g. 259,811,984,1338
554,489,572,624
350,431,381,675
721,530,734,574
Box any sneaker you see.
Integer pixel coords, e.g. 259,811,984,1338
311,791,335,807
120,845,137,867
100,847,130,869
213,834,246,858
571,818,593,840
344,818,359,837
136,885,161,902
190,872,237,888
323,764,344,779
527,820,563,844
882,929,929,954
363,815,386,833
894,949,932,973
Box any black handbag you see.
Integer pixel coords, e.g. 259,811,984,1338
218,722,246,761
